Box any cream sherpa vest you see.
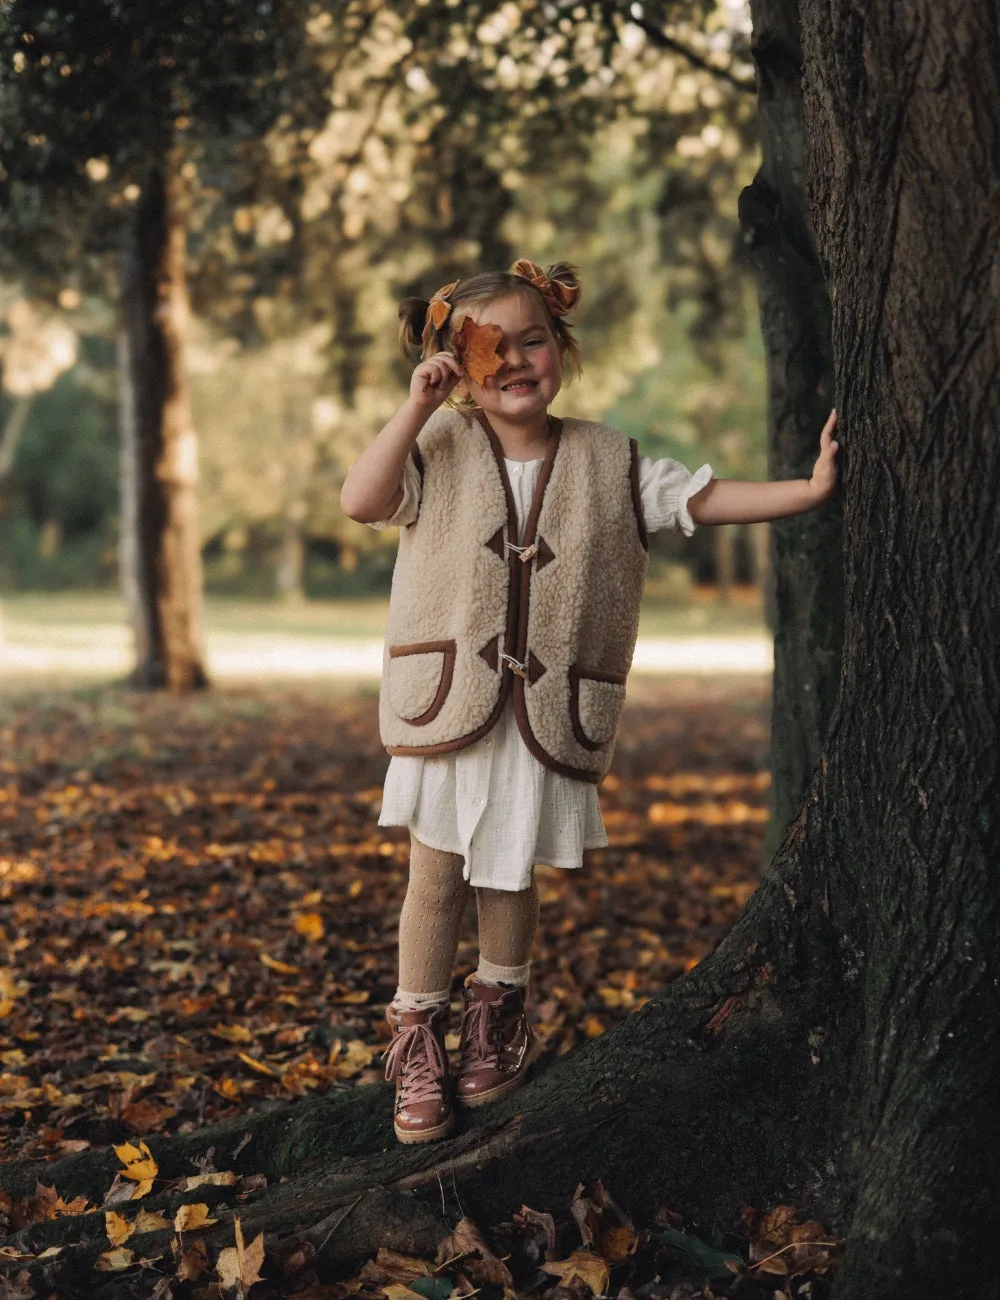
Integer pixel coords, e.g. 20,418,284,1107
379,409,649,783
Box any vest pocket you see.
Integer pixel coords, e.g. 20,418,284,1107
569,665,627,750
387,640,456,725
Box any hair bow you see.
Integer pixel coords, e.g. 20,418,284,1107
510,259,577,317
428,279,459,330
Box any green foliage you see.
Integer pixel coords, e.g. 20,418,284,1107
0,337,118,588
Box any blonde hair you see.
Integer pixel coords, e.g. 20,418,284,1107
398,264,582,411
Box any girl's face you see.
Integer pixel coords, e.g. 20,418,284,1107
454,292,563,425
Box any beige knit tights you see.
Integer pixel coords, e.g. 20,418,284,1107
395,836,539,1010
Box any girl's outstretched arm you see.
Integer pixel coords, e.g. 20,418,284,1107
340,352,462,524
688,410,839,526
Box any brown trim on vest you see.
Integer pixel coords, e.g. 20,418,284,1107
388,639,457,726
485,526,505,560
475,412,522,680
387,675,512,757
512,676,602,782
479,635,500,673
628,438,649,552
535,535,555,571
568,664,627,751
506,417,604,783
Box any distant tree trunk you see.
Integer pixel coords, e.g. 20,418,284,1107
275,510,307,604
0,393,33,480
712,524,735,602
119,153,208,692
740,0,842,856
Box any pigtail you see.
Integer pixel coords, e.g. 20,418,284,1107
398,296,430,360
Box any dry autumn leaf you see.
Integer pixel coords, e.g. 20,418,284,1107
294,911,325,942
174,1202,218,1233
541,1250,610,1295
133,1208,171,1233
451,316,504,385
96,1246,134,1272
113,1140,158,1198
259,953,301,975
105,1210,134,1247
217,1215,265,1294
177,1237,210,1282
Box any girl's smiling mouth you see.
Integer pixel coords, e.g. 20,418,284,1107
501,379,538,392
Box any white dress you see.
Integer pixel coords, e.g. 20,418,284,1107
373,452,713,891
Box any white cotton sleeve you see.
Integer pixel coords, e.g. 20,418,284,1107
638,455,714,537
366,455,423,530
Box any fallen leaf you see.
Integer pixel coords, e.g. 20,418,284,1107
217,1215,265,1293
259,953,301,975
96,1246,134,1271
133,1208,171,1233
105,1210,134,1247
174,1202,217,1233
184,1171,239,1191
294,912,325,942
436,1217,513,1287
541,1250,610,1295
177,1238,209,1282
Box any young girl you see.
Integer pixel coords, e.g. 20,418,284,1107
340,259,838,1145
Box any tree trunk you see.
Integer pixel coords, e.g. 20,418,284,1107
119,154,208,692
740,0,843,858
0,393,33,480
712,523,735,602
796,0,1000,1292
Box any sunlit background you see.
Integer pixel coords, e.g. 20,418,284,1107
0,0,769,684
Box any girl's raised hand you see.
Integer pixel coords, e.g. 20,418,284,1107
809,409,840,501
408,351,462,413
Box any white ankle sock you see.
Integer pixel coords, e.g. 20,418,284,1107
393,986,450,1011
475,958,529,987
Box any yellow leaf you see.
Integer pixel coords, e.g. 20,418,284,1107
541,1250,610,1295
96,1246,134,1271
174,1202,217,1233
294,912,324,942
105,1211,134,1247
211,1023,254,1044
131,1179,154,1200
259,953,301,975
113,1140,158,1185
133,1209,171,1233
238,1052,278,1077
217,1216,265,1292
184,1171,239,1191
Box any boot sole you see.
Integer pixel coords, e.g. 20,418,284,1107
393,1113,456,1144
457,1069,528,1109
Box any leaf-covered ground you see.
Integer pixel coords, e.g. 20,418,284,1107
0,677,769,1167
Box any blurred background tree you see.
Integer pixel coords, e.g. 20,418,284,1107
1,0,764,607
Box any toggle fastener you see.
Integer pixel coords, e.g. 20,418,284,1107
505,541,538,564
501,653,528,678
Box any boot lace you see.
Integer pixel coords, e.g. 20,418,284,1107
459,998,506,1071
383,1020,448,1107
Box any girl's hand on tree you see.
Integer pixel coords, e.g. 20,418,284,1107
809,409,840,500
408,351,462,413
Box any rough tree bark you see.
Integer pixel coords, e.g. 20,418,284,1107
1,5,997,1297
119,154,209,692
739,0,843,856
